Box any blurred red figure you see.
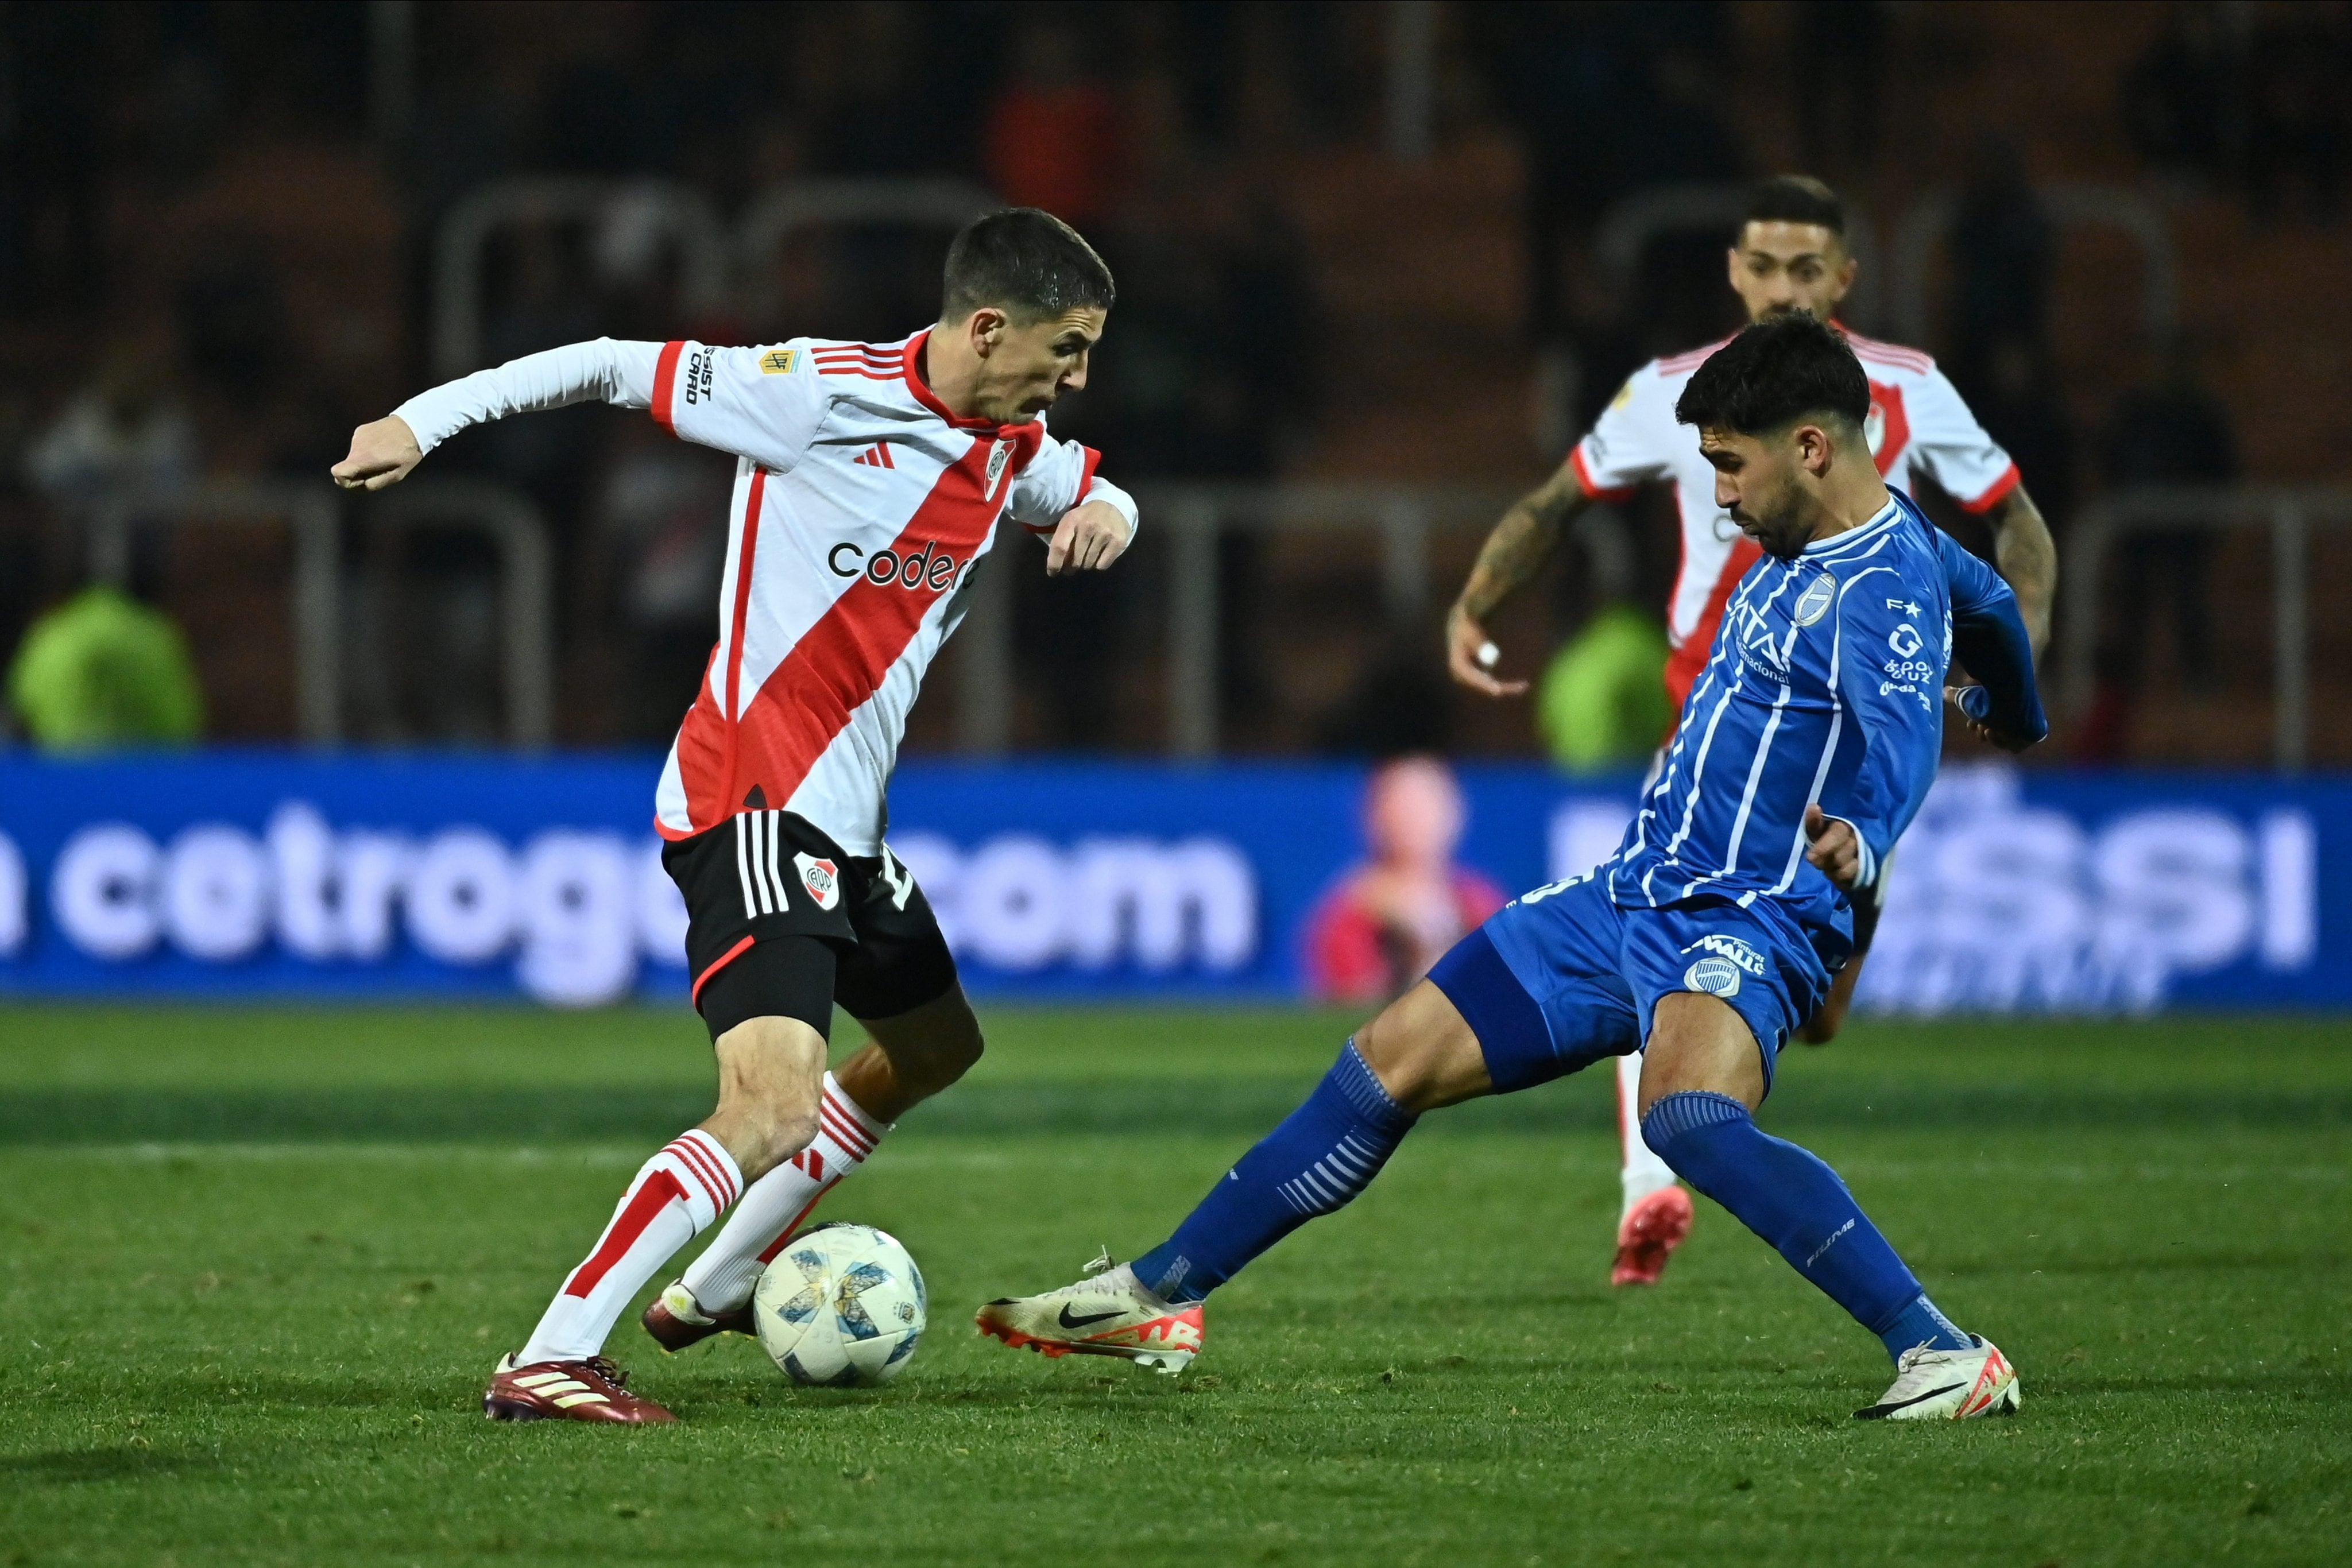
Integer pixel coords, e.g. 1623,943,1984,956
984,27,1124,226
1305,758,1506,1002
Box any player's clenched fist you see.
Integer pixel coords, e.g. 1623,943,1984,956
331,415,423,491
1045,498,1130,575
1446,605,1527,698
1944,684,2034,753
1802,803,1862,890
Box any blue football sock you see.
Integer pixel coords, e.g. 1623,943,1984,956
1640,1090,1970,1364
1131,1040,1415,1303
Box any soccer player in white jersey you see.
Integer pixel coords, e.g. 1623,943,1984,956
1445,176,2059,1289
331,209,1139,1424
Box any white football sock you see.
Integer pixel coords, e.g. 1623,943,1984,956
517,1128,740,1364
1618,1051,1680,1220
680,1073,887,1314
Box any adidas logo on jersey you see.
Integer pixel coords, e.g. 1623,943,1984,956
852,443,896,469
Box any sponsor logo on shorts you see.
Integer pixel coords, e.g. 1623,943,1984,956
794,852,841,911
759,349,798,375
1684,955,1743,997
1681,932,1766,975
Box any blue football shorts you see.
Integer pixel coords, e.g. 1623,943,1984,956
1426,872,1833,1100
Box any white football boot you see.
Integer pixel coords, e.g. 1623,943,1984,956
1854,1334,2021,1420
976,1251,1204,1376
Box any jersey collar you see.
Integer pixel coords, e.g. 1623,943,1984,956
904,328,1022,433
1802,497,1900,559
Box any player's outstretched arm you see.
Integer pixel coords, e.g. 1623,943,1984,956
1981,485,2056,659
331,416,424,491
1446,465,1591,697
328,339,698,494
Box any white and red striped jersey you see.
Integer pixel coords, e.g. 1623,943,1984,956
1568,327,2019,712
395,330,1136,854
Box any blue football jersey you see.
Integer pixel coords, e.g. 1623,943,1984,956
1605,489,2032,935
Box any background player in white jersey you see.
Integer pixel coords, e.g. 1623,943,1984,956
331,209,1139,1424
1444,176,2059,1289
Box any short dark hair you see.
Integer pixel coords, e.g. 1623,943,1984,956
1674,314,1870,436
940,208,1116,323
1740,174,1845,239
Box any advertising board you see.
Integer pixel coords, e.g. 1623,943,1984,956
0,754,2341,1012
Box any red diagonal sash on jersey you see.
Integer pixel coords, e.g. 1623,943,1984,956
674,423,1043,827
733,435,1027,811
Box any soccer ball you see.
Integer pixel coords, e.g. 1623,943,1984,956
752,1221,926,1387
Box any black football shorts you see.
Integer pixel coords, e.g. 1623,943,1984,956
662,808,958,1042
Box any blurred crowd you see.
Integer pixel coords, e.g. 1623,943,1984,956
0,1,2338,761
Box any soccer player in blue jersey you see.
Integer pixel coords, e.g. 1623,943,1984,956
978,315,2048,1419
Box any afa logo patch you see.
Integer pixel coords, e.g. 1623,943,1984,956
1793,574,1835,627
759,349,799,375
794,851,841,911
1684,956,1744,998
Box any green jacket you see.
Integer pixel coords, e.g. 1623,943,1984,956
1536,605,1671,773
7,586,206,750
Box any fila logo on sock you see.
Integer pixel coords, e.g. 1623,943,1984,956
794,851,841,911
852,442,895,469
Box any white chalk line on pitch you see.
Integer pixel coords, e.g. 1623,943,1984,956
0,1141,1046,1172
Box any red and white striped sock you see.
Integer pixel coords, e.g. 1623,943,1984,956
680,1073,887,1314
517,1128,741,1364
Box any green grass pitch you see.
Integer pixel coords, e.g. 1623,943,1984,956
1,1003,2347,1566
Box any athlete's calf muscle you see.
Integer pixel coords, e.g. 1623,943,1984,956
1355,979,1494,1114
835,986,986,1124
702,1015,826,1179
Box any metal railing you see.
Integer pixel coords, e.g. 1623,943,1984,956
83,479,553,749
432,178,733,377
365,481,556,749
1890,183,2179,349
737,177,996,322
952,485,1634,758
2059,486,2352,771
435,176,997,378
89,482,343,744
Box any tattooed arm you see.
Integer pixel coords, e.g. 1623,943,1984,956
1445,466,1593,697
1980,484,2056,660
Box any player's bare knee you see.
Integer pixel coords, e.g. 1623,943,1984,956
710,1015,826,1174
1639,993,1765,1118
1355,981,1489,1115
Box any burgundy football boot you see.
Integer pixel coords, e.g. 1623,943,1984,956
640,1281,757,1353
483,1354,676,1423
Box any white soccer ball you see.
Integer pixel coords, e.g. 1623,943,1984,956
752,1221,926,1387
